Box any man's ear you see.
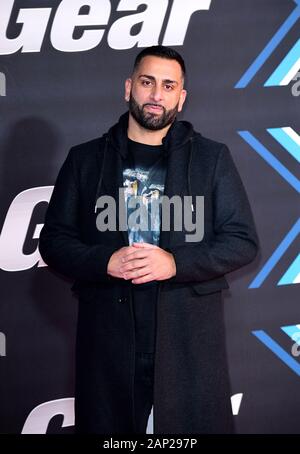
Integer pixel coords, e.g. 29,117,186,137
125,78,132,102
178,89,187,113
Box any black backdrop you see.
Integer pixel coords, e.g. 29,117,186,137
0,0,299,434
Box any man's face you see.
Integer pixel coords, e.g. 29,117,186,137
125,56,187,131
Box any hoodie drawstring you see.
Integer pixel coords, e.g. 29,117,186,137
94,136,108,213
187,137,194,212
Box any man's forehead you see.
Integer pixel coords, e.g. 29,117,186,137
134,55,183,80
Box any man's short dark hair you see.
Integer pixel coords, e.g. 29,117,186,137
133,45,186,78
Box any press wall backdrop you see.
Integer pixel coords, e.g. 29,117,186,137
0,0,299,434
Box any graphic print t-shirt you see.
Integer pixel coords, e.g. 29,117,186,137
123,139,166,246
122,139,167,353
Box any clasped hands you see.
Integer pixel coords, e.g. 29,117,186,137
107,242,176,284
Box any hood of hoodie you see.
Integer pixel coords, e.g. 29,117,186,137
106,111,194,158
94,111,197,213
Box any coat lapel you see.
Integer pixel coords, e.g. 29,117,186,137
98,145,129,247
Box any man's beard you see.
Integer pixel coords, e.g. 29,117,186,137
129,94,178,131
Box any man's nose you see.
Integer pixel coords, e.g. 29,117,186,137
150,85,163,102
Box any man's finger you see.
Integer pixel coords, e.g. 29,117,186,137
132,242,157,249
119,258,148,273
122,249,150,262
123,267,150,280
132,273,154,284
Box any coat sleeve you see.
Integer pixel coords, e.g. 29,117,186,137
39,148,116,282
168,145,260,283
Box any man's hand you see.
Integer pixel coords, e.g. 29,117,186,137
107,245,138,279
119,242,176,284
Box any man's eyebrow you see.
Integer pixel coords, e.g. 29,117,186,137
138,74,178,85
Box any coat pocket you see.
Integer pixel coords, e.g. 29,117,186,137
191,276,229,296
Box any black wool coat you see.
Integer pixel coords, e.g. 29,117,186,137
39,112,259,434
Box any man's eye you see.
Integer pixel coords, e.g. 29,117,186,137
165,84,174,91
142,80,152,86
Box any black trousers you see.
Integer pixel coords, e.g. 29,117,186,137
133,352,155,434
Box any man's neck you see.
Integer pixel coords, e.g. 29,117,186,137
127,113,171,145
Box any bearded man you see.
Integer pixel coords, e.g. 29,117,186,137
39,45,259,434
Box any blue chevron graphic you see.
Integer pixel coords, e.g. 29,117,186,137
265,38,300,86
238,131,300,193
239,129,299,288
267,127,300,163
235,1,300,88
281,324,300,344
278,253,300,285
253,325,300,376
249,218,300,288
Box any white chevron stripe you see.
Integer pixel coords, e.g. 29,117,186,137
280,57,300,85
293,272,300,284
281,127,300,147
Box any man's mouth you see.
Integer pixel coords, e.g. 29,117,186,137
144,104,164,113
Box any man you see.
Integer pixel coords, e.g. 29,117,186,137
39,45,259,434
